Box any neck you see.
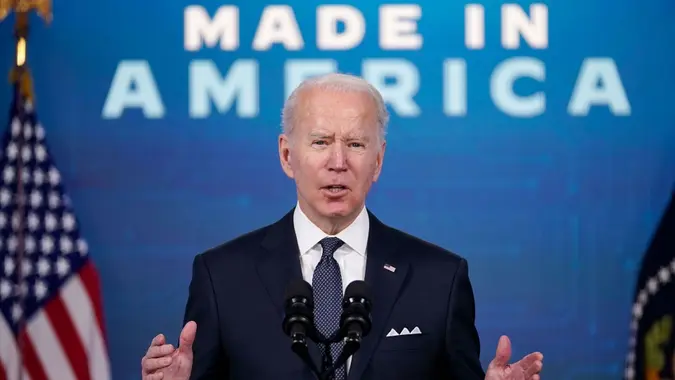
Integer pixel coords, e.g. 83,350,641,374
297,199,362,235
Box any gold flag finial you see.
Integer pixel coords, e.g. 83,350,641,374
2,0,53,104
0,0,52,23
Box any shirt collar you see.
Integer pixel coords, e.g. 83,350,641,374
293,201,369,256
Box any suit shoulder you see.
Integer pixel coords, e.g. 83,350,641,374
197,222,273,261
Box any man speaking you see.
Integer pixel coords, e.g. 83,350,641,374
140,73,544,380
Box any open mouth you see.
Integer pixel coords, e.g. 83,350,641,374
323,185,348,193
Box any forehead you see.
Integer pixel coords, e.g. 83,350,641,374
294,88,379,136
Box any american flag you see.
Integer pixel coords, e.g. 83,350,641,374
0,86,111,380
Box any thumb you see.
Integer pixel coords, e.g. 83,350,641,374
179,321,197,353
490,335,512,368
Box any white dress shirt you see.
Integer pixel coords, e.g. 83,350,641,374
292,202,369,373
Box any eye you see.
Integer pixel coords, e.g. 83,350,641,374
312,140,328,146
348,142,365,148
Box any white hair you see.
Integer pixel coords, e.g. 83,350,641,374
281,73,389,142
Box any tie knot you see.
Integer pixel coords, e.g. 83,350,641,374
319,237,344,257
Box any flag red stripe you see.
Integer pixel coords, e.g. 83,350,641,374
0,357,6,380
79,262,107,339
19,330,48,380
44,296,92,380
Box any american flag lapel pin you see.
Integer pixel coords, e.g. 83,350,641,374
383,263,396,273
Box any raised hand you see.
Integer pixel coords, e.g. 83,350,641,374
485,335,543,380
141,321,197,380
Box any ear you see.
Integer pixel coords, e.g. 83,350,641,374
372,140,386,182
278,134,295,179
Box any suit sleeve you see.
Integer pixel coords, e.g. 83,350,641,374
444,258,485,380
183,253,229,380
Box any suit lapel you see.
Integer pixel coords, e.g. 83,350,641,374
256,208,323,374
348,210,409,380
256,209,302,313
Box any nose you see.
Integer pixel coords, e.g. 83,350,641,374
327,142,347,171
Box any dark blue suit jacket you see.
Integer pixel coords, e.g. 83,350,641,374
184,208,486,380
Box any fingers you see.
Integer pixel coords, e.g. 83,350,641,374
517,351,543,368
143,356,173,372
179,321,197,352
151,333,165,346
142,322,196,378
524,361,543,378
142,334,175,376
522,353,544,378
145,373,164,380
146,343,175,359
489,335,512,368
145,334,172,359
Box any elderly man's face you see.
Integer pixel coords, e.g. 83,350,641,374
279,87,385,226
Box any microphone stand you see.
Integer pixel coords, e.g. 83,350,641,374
317,329,363,380
290,329,322,380
285,286,370,380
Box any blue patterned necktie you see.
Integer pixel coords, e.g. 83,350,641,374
312,237,347,380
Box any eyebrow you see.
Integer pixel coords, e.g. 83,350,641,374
308,131,332,139
307,132,371,142
343,134,370,142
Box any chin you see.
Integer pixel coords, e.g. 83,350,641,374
320,200,357,218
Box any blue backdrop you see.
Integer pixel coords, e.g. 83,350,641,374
1,1,674,379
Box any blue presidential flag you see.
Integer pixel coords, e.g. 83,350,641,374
625,190,675,380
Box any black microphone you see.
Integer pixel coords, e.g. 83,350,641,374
320,280,373,380
339,280,372,345
282,279,321,379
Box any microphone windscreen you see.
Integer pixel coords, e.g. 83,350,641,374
344,280,371,301
284,279,313,304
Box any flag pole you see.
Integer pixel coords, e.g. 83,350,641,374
11,11,33,105
13,11,30,380
0,2,51,379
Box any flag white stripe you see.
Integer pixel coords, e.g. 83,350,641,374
61,276,111,380
27,309,77,380
22,367,32,380
0,315,20,380
87,319,111,380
